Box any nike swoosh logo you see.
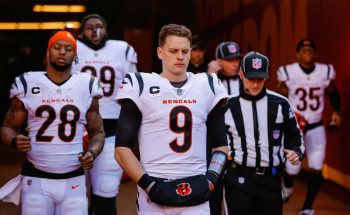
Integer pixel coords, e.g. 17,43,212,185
71,185,80,190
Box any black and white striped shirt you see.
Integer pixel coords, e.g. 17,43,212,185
218,73,240,97
224,87,304,168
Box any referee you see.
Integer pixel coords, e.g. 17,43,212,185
223,52,304,215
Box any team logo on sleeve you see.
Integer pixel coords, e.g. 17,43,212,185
273,130,280,140
289,108,294,119
175,183,192,196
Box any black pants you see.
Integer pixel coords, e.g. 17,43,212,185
224,166,282,215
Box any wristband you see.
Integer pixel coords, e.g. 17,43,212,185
88,149,96,159
138,174,155,194
208,151,227,176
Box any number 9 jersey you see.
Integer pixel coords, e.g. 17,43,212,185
72,40,138,119
277,62,335,123
10,72,103,173
116,72,227,179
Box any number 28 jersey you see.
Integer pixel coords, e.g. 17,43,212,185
72,40,138,119
116,72,227,179
10,72,103,173
277,62,335,123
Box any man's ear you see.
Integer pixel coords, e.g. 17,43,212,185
239,70,244,80
157,47,163,60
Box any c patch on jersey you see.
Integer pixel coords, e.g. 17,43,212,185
31,87,41,96
175,182,192,196
149,86,160,97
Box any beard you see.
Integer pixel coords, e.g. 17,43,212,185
50,60,72,72
79,35,108,51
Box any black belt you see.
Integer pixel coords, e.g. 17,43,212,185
305,120,323,133
21,159,84,179
229,162,281,176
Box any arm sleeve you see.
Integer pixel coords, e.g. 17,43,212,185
115,99,142,149
326,80,341,112
206,100,228,149
282,100,305,154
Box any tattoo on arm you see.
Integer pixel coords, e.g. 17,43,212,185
86,97,105,157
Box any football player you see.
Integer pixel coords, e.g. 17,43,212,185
1,31,104,215
72,14,138,215
115,24,228,215
277,39,342,215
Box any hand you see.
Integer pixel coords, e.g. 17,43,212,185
284,149,300,165
78,151,94,170
207,60,222,74
331,111,342,127
205,171,217,191
14,134,31,153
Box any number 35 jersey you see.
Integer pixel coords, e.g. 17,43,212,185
277,62,335,123
116,72,227,179
10,72,103,173
72,40,138,119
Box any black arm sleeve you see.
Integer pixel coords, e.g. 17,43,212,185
206,100,228,149
115,99,142,148
326,81,341,112
282,101,303,153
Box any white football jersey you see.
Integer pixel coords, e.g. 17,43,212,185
277,62,335,123
10,72,103,173
72,40,138,119
116,72,227,179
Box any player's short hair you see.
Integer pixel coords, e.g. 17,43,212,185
158,24,192,47
79,14,107,33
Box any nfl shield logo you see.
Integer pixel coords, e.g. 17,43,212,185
238,177,245,184
228,44,237,53
177,88,183,96
252,58,262,69
273,130,280,140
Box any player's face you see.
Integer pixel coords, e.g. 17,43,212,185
297,46,316,65
190,49,205,65
82,18,107,45
218,57,241,77
157,35,191,76
47,40,76,71
240,70,266,96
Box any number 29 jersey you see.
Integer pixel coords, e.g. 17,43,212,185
72,40,138,119
277,62,335,123
10,72,103,173
116,72,228,179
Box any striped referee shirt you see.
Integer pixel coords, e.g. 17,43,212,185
218,73,240,97
224,87,304,168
